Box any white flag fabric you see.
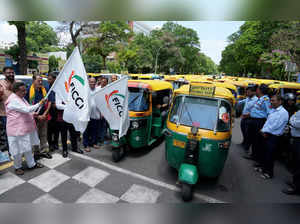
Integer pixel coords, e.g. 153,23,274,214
93,76,129,138
50,47,90,133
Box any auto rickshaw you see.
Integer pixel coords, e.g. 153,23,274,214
268,82,300,97
111,80,173,162
164,82,233,201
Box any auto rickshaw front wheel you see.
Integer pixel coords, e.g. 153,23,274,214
181,183,193,202
112,146,125,162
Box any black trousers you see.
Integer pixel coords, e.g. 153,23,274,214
291,138,300,190
261,134,280,177
248,118,266,163
57,121,78,151
47,119,59,149
241,118,250,148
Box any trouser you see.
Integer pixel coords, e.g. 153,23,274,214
98,117,108,143
47,119,59,149
83,119,100,147
291,138,300,190
261,134,280,177
67,123,78,151
248,118,266,162
241,118,251,148
0,116,9,152
34,119,49,154
13,151,36,169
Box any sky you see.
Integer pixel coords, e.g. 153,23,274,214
0,21,244,65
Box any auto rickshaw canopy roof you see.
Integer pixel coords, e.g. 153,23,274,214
174,83,235,102
268,81,300,89
128,80,173,91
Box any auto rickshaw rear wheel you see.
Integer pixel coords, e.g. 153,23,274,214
112,146,125,162
182,183,193,202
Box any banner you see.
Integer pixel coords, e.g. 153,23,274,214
50,47,90,133
93,76,129,138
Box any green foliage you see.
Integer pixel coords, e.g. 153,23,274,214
48,55,59,72
82,54,102,73
106,61,122,73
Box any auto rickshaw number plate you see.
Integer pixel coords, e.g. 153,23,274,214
189,83,215,97
173,139,186,148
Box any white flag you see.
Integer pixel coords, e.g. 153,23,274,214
93,76,129,138
50,47,90,133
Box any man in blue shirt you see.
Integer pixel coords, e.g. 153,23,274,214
256,94,289,179
239,85,257,152
25,74,52,160
243,84,271,162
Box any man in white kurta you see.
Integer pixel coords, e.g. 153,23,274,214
5,82,45,175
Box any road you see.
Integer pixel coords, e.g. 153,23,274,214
0,118,299,203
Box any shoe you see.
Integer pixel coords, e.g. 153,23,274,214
41,152,52,159
282,187,300,195
62,150,68,158
93,144,100,149
29,162,44,169
254,167,263,173
84,147,91,152
243,155,254,160
260,173,272,179
285,180,296,189
72,149,84,154
15,168,24,175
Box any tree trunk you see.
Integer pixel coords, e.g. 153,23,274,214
17,23,27,75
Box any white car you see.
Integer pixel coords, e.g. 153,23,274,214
0,75,49,89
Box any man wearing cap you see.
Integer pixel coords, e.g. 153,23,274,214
239,85,257,152
244,84,271,164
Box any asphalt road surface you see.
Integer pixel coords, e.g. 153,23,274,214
0,118,299,203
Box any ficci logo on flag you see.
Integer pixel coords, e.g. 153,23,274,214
105,90,125,118
65,70,86,110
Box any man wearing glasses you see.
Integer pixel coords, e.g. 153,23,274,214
0,66,15,153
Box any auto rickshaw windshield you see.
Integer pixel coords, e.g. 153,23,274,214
169,95,231,131
128,87,149,112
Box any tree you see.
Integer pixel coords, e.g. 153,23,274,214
26,21,58,53
82,21,132,69
82,54,102,73
48,55,59,72
57,21,88,47
8,21,28,75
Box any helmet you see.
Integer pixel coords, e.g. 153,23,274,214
284,93,296,101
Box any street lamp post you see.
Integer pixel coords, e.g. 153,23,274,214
155,45,164,75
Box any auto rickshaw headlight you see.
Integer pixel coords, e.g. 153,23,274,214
112,133,119,142
132,121,139,129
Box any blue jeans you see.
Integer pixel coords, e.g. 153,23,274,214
83,119,100,147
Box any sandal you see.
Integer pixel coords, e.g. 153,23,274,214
260,173,272,179
84,147,91,152
15,168,25,175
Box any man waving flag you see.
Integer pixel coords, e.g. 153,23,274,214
93,76,129,138
47,47,90,133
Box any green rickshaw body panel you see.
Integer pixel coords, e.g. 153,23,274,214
165,129,231,178
126,116,151,149
179,163,199,185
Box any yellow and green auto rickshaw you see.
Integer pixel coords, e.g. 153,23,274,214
164,82,234,201
111,80,173,162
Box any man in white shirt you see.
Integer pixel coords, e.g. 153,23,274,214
83,77,101,152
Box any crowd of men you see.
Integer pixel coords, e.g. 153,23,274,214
239,84,300,196
0,66,118,175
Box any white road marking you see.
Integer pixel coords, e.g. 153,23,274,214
76,188,119,203
121,184,161,203
28,170,70,193
32,193,62,204
72,166,110,187
0,172,25,195
70,152,226,203
39,153,71,169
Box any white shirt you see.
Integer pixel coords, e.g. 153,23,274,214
90,88,101,120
